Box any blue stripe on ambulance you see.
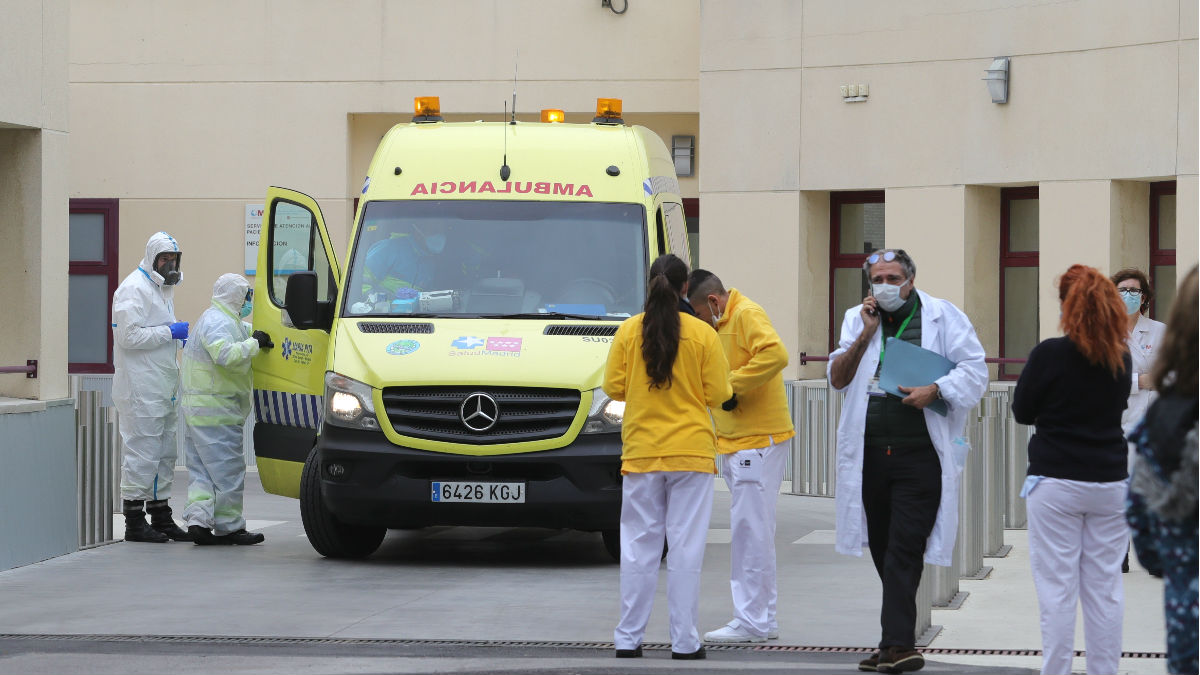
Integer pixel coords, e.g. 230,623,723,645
254,389,323,430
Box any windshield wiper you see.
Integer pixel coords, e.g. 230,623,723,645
481,312,617,321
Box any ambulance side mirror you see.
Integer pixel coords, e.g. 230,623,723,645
284,272,323,330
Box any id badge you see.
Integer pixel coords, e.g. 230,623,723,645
866,377,886,397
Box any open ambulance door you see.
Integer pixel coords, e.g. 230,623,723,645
251,187,341,498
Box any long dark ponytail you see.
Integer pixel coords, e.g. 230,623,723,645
642,254,688,389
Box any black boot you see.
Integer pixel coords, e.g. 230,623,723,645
147,500,192,541
123,500,169,543
189,525,232,546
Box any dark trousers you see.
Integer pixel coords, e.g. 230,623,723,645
861,443,942,650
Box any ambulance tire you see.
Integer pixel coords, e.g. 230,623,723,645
601,529,620,562
300,446,386,559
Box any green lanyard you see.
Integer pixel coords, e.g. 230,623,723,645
878,297,919,366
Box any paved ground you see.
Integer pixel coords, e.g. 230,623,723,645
0,469,1169,674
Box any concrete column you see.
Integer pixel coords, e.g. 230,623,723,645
0,130,69,402
1177,175,1199,276
798,191,830,380
1109,180,1151,275
964,186,1001,378
701,192,803,380
884,186,1001,376
885,186,968,308
1038,180,1158,340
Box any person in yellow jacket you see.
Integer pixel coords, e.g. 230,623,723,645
688,270,795,644
604,254,733,661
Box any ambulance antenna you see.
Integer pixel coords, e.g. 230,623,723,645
511,51,518,125
500,100,511,181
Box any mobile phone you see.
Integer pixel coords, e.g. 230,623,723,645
865,290,877,317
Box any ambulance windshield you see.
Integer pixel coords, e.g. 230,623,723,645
345,200,647,319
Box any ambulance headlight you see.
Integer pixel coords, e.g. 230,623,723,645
582,388,624,434
324,372,379,430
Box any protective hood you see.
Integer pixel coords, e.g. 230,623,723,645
212,273,250,315
139,231,183,286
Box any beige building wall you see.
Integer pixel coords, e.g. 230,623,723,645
67,0,1197,372
700,0,1197,374
2,0,69,401
69,0,700,323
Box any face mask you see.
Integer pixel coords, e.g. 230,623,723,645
708,298,723,328
423,233,446,255
240,301,253,319
871,280,910,313
1122,292,1141,315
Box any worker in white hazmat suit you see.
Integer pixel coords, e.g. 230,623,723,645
112,231,192,543
181,273,273,545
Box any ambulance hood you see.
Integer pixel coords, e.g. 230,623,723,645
332,319,622,390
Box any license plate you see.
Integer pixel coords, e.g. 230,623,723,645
431,481,526,504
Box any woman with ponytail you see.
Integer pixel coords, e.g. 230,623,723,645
603,253,732,660
1012,264,1133,675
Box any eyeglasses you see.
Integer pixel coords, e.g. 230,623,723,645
866,249,907,265
1117,288,1143,297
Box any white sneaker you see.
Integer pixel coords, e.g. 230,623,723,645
768,627,779,640
703,623,767,643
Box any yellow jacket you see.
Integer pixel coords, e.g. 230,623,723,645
603,312,733,473
710,289,795,452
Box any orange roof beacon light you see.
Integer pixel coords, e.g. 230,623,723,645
540,108,566,123
592,98,624,125
413,96,443,123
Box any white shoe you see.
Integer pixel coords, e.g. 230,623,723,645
768,627,779,640
703,623,767,643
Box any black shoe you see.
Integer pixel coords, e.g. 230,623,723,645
190,525,233,546
671,646,706,660
858,650,882,672
123,510,169,543
615,646,642,658
877,646,924,673
223,529,265,546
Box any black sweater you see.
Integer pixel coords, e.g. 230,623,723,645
1012,336,1131,482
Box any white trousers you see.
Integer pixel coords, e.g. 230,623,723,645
614,470,714,654
118,408,179,501
1027,477,1128,675
182,422,248,535
720,440,788,637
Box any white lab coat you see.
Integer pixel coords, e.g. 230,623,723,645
1121,313,1167,437
826,289,988,567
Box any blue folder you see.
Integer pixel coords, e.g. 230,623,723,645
878,337,954,416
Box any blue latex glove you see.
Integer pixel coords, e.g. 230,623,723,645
169,322,189,340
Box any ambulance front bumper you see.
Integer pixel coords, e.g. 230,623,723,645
315,425,623,531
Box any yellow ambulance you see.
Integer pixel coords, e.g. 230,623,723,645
251,97,690,559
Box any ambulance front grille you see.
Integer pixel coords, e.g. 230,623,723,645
543,325,618,336
381,386,582,444
357,322,435,334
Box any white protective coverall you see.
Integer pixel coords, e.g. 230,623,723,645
181,274,261,534
827,289,988,567
112,232,184,501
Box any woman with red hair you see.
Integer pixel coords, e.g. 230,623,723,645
1012,264,1132,675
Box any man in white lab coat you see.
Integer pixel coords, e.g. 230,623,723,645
827,249,987,674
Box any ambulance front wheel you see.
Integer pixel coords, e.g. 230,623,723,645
601,529,620,561
300,446,386,559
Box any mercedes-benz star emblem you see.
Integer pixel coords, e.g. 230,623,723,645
459,392,499,432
